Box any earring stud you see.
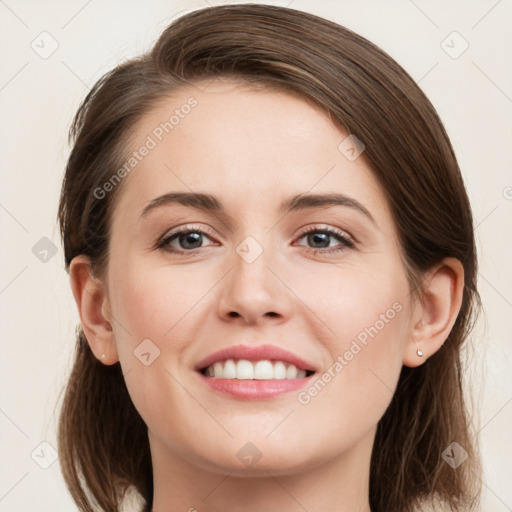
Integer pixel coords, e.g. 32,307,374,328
101,354,106,359
417,349,423,357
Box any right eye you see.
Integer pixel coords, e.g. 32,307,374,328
157,225,219,254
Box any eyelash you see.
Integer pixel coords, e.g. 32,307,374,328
156,224,355,256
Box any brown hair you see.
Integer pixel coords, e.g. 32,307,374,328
57,4,482,511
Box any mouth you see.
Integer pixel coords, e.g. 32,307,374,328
198,359,316,380
194,344,318,399
196,361,316,401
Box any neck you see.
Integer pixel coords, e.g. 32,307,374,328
148,427,375,512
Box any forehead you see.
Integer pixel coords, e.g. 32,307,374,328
113,80,389,224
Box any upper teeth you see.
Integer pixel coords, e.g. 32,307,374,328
205,359,308,379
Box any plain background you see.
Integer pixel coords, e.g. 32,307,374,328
0,0,511,510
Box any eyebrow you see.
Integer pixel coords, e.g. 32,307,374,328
140,191,377,226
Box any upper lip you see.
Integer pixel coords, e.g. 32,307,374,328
195,344,317,372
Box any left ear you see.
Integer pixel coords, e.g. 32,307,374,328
403,257,464,368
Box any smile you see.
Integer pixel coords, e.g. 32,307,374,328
200,359,315,380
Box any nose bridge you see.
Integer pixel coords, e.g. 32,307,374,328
229,204,275,268
233,230,275,298
217,228,291,323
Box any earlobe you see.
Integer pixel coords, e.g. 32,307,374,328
403,258,464,368
69,255,119,365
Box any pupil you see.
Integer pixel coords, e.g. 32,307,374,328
309,232,328,248
180,232,202,249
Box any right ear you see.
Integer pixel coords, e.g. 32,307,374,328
69,255,119,365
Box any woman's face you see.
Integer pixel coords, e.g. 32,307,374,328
102,79,416,476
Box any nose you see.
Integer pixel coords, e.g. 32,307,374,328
216,242,293,326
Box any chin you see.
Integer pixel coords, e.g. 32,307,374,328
194,441,322,477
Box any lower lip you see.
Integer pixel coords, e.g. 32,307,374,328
197,372,315,400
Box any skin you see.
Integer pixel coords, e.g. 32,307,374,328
70,79,464,512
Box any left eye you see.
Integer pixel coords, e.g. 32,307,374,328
294,227,354,254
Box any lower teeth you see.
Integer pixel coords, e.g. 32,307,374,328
201,369,314,378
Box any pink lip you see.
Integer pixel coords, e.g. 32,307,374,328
194,344,317,372
197,372,315,400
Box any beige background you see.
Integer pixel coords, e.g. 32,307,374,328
0,0,511,510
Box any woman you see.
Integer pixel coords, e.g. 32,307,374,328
57,4,482,511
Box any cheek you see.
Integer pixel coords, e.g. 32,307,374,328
301,256,409,344
106,260,206,435
109,258,210,345
291,316,407,457
293,258,409,414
